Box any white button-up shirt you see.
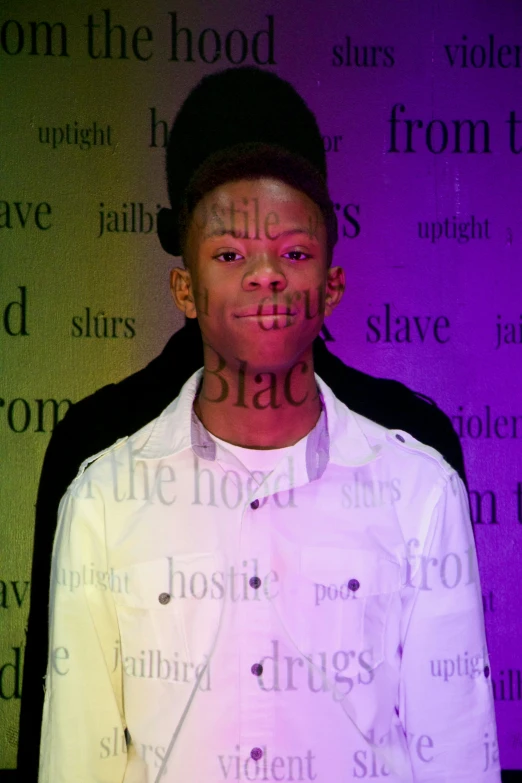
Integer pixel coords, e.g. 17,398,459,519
39,369,501,783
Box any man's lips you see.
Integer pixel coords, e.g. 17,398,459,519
234,307,298,318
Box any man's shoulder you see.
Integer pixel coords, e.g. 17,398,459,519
67,369,200,489
315,341,466,484
69,418,158,490
352,408,456,480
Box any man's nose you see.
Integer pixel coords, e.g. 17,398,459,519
242,254,287,292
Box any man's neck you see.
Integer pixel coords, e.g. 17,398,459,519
193,350,321,449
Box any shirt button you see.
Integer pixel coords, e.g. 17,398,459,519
348,578,360,592
484,665,490,678
158,592,171,605
251,747,263,761
395,433,405,443
250,499,260,509
249,576,262,589
251,663,263,676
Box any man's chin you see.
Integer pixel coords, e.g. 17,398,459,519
231,344,313,376
201,328,317,375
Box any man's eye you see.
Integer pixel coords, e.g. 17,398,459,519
214,251,244,262
283,250,311,261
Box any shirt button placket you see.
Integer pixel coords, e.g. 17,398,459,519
239,492,273,758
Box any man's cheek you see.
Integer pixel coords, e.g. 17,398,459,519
298,284,326,321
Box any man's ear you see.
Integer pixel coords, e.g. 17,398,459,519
324,265,346,317
170,267,198,318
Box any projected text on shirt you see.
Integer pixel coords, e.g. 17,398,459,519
55,563,130,593
167,557,279,601
218,746,316,781
98,724,166,771
404,537,479,591
256,639,375,698
95,441,298,507
112,639,211,689
193,454,296,508
352,726,435,778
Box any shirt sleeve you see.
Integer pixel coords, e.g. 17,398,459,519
38,477,128,783
398,471,501,782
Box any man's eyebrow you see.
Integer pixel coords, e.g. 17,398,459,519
205,228,318,240
274,228,315,239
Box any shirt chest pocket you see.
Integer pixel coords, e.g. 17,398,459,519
111,553,225,668
298,547,402,673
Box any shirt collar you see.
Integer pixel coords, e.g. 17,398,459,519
136,367,381,473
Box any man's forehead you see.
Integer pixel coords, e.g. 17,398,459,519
191,181,324,241
197,178,316,206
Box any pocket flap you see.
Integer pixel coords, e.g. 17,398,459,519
300,548,401,597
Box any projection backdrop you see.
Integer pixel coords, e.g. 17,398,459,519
1,0,521,773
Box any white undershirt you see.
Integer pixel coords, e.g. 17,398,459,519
209,430,308,475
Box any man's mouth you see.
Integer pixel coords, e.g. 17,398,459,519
234,307,298,318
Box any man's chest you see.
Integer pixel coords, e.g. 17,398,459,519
100,455,406,683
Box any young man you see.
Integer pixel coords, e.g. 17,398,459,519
20,67,468,783
39,137,499,781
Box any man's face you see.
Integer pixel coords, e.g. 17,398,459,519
172,177,344,373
